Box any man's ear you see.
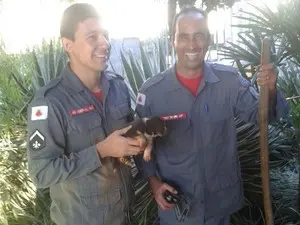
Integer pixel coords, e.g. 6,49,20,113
169,35,175,49
61,37,73,55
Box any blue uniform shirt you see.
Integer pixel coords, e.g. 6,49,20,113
135,62,289,225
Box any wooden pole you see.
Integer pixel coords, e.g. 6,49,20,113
259,37,274,225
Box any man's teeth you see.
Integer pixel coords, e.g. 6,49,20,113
94,54,107,59
185,53,199,56
185,53,199,60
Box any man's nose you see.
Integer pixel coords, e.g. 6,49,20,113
98,35,110,51
186,37,197,50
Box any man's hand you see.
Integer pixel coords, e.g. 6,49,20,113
149,176,177,211
96,126,143,158
257,63,278,91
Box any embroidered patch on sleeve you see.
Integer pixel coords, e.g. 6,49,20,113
31,106,48,121
29,130,46,151
136,93,146,106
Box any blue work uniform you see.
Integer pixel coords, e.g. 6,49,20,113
135,62,289,225
27,64,133,225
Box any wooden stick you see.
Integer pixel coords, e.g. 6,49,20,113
259,37,274,225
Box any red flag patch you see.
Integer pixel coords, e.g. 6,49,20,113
136,93,146,106
31,106,48,121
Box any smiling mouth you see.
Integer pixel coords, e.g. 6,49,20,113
94,54,108,60
185,53,200,60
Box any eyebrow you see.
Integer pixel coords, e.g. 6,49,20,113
85,30,98,35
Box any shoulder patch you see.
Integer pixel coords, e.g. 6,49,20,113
31,105,48,121
136,93,146,106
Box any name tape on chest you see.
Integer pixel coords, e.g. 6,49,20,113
136,93,146,106
31,106,48,121
160,113,187,121
69,105,95,116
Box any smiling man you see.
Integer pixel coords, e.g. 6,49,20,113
135,5,289,225
26,3,142,225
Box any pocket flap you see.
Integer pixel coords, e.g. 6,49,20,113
70,112,102,131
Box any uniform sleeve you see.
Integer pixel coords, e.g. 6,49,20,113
271,90,290,120
124,82,135,122
134,91,157,179
27,97,101,188
233,74,289,124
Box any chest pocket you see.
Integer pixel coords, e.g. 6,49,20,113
165,117,190,134
109,102,132,131
68,112,106,151
204,107,232,123
70,112,102,131
156,113,194,165
200,103,233,146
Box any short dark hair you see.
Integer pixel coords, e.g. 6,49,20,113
60,3,100,40
172,5,210,40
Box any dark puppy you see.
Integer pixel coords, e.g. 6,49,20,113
123,116,167,161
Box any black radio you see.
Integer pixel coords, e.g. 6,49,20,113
163,190,181,204
162,186,191,222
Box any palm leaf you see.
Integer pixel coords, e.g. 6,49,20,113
121,50,139,95
140,45,154,80
128,50,146,86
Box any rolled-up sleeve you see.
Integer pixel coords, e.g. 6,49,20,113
273,90,289,120
233,74,289,124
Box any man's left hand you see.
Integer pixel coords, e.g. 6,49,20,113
256,63,277,91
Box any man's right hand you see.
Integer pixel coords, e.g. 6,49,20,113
96,126,143,158
149,176,177,211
